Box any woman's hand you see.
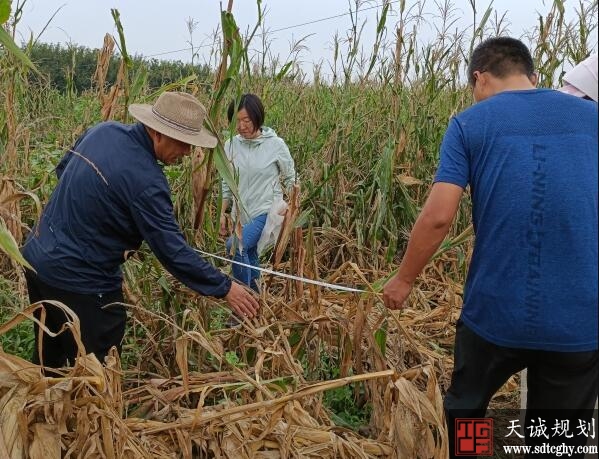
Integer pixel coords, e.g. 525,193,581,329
219,214,229,237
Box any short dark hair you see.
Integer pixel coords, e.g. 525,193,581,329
468,37,534,86
227,93,265,128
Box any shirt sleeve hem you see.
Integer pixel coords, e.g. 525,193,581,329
433,176,468,189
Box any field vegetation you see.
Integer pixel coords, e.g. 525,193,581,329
0,0,597,457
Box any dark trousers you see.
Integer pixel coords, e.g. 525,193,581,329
25,270,126,368
445,319,598,459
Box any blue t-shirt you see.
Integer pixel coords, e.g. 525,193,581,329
435,89,597,352
23,122,231,298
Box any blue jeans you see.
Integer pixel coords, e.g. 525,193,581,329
226,213,267,290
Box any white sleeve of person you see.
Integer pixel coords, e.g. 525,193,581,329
257,198,288,254
277,140,297,193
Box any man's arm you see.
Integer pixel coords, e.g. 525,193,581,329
219,198,231,236
383,182,463,310
131,184,259,318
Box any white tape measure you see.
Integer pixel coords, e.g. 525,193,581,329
194,248,369,293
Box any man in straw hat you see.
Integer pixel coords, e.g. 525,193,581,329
23,91,259,369
382,37,597,457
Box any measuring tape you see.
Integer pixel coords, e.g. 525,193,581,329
194,248,369,293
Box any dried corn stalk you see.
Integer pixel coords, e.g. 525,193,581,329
272,183,301,267
101,60,125,121
0,281,453,458
93,34,116,98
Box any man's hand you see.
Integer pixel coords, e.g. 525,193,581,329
225,281,260,318
383,275,413,310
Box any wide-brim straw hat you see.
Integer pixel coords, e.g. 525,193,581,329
558,53,598,102
129,92,218,148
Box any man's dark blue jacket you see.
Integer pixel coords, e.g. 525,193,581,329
23,121,232,297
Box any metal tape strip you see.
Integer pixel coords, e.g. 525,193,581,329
194,248,368,293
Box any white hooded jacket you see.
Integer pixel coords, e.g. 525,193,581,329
222,127,296,224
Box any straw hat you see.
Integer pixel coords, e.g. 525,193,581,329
129,92,218,147
559,53,598,102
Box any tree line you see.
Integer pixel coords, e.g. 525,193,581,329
27,42,211,93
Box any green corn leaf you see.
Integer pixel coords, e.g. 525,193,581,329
0,218,33,270
129,65,148,100
432,224,474,260
0,26,39,73
146,75,198,101
213,143,242,205
369,271,395,294
293,209,313,229
288,331,301,347
0,0,10,24
275,61,293,82
376,2,389,35
157,275,170,293
475,5,493,38
110,8,131,66
374,327,387,356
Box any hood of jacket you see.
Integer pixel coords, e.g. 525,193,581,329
234,126,278,146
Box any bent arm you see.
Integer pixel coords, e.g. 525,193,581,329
131,184,232,298
395,182,463,283
384,116,470,309
383,182,463,309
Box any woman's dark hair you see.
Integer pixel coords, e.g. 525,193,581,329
227,93,265,128
468,37,534,86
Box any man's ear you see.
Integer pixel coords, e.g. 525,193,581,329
146,127,160,151
146,126,156,140
529,72,538,87
478,71,490,88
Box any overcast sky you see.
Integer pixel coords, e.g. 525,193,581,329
14,0,596,76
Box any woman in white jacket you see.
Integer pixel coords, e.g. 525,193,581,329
220,94,296,292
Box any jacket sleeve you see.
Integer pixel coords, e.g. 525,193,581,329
221,176,233,202
130,183,232,298
276,139,297,193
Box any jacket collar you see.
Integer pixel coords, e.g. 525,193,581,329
131,122,156,159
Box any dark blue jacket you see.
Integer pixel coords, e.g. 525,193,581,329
23,122,231,297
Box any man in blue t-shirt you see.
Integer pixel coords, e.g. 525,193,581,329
383,37,597,457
